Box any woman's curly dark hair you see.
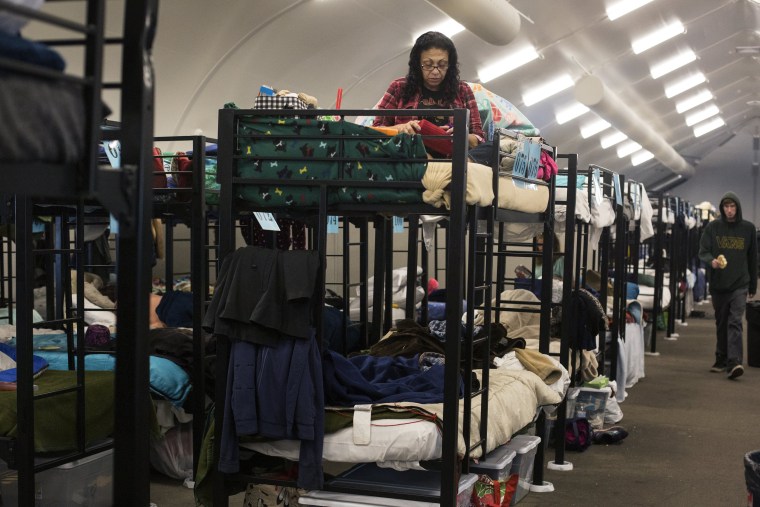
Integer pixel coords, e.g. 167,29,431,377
402,31,460,104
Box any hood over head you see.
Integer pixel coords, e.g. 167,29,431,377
719,191,742,222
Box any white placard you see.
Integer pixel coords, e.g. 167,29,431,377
254,212,281,231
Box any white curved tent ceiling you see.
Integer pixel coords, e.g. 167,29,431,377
34,0,760,211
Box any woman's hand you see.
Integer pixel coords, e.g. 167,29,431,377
395,120,421,135
442,124,479,148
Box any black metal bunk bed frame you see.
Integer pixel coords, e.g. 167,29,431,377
0,0,157,505
152,134,218,472
583,165,622,381
546,155,581,474
212,107,498,507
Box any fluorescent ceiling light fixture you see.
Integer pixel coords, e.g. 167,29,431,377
607,0,654,20
617,140,642,158
555,102,590,124
631,149,655,166
478,46,540,83
632,21,685,54
693,116,725,137
600,130,628,149
676,89,713,113
580,118,611,138
522,74,574,106
650,49,697,79
414,20,465,41
685,104,720,127
664,72,706,98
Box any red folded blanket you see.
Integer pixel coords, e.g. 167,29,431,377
418,119,453,157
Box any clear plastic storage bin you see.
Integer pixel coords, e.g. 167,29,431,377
298,464,478,507
502,435,541,505
0,448,113,506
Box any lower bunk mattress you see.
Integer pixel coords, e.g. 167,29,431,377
0,370,114,454
241,368,561,468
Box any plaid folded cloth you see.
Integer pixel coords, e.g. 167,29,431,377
253,95,307,110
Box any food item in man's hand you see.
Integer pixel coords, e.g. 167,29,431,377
717,254,727,269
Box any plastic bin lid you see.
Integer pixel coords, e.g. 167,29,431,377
577,386,612,394
327,464,477,498
503,435,541,454
470,444,517,471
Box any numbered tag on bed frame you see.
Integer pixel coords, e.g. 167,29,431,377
392,216,404,233
254,212,281,231
327,216,339,234
613,174,623,207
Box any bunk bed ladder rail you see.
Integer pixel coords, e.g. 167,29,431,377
547,153,579,474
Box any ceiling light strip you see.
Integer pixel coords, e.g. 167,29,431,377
607,0,654,21
685,104,720,127
693,117,725,137
601,130,628,149
631,150,654,166
555,102,590,124
478,45,540,83
632,20,685,54
617,141,642,158
650,49,697,79
522,74,574,106
676,89,713,113
580,118,611,138
664,73,706,98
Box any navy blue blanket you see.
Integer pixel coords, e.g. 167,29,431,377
0,342,49,383
323,351,459,406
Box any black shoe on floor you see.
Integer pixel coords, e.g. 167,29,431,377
710,361,726,373
592,426,629,445
727,364,744,380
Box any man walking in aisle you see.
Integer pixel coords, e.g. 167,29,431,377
699,192,757,379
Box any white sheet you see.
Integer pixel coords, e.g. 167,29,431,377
241,369,562,467
554,186,591,229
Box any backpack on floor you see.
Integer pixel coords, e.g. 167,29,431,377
565,417,593,452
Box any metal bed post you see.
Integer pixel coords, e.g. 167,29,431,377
551,153,578,472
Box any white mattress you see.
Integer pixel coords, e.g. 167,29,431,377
241,368,562,468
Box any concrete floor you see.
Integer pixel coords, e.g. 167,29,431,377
150,300,758,506
521,302,757,507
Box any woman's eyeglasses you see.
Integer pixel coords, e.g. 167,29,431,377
421,62,449,72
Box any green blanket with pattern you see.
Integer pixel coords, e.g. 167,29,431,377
236,117,429,207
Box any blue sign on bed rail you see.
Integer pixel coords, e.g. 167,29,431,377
512,136,541,189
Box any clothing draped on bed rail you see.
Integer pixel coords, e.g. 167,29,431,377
203,246,324,489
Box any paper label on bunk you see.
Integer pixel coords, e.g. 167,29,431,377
613,174,623,206
392,216,404,233
102,140,121,169
327,215,339,234
254,212,281,231
592,168,603,206
352,404,372,445
109,214,119,235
